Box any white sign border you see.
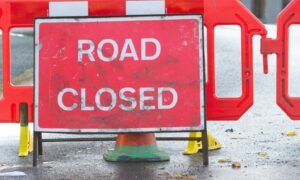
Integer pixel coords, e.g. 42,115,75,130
34,15,206,133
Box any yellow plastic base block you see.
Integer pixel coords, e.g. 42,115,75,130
18,126,33,157
183,131,221,155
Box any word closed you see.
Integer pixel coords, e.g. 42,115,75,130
57,87,178,111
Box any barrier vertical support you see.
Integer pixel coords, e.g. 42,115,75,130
18,103,33,157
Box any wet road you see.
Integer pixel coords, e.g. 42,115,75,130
1,25,300,179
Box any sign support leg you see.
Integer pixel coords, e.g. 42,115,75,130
202,129,209,166
33,132,38,167
38,133,43,155
201,16,208,166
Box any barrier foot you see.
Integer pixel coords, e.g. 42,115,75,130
104,133,169,162
183,131,221,155
18,104,33,157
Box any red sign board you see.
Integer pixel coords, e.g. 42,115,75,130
34,15,205,133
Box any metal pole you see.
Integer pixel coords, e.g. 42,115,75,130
201,15,209,166
41,137,203,142
202,130,209,166
38,133,43,155
33,132,38,167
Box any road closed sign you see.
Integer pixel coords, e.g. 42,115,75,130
34,15,205,133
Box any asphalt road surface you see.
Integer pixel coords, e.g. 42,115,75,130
1,25,300,180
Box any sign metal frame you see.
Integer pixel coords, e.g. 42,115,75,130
33,14,208,167
34,15,206,133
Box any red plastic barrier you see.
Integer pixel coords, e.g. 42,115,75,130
261,0,300,120
0,1,49,123
0,0,264,122
204,0,266,120
0,0,203,123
